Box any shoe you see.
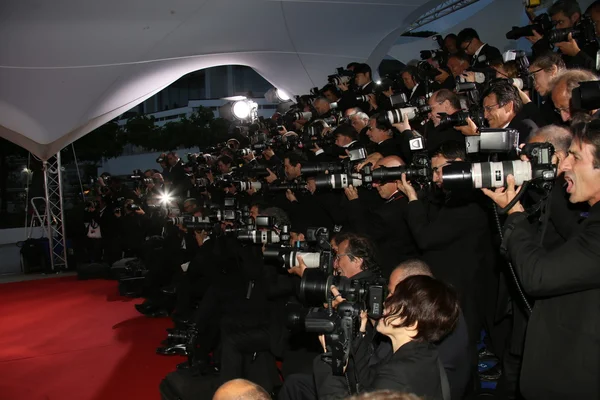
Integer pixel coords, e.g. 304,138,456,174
478,347,497,360
148,308,169,318
135,303,156,315
161,285,177,296
156,344,187,356
479,362,502,381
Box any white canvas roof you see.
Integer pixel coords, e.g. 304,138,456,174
0,0,450,159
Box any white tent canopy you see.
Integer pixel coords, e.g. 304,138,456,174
0,0,447,159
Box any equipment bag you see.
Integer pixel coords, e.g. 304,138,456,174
159,369,217,400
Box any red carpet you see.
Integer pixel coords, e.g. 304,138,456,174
0,276,179,400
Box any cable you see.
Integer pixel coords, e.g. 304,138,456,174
71,144,86,202
23,152,32,239
492,203,532,315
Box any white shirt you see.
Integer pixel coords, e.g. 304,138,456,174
410,83,420,99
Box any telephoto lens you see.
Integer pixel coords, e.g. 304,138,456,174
236,230,281,244
313,174,362,190
441,160,534,190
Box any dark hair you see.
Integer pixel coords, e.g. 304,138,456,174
444,33,458,41
586,0,600,14
531,52,566,72
284,152,307,167
262,207,291,227
321,83,340,97
383,275,460,343
571,120,600,168
347,62,361,70
482,80,523,115
431,140,467,160
354,63,372,77
433,89,461,111
343,233,380,273
402,66,418,80
549,0,582,18
217,155,233,166
249,200,269,213
457,28,480,46
447,51,470,64
490,60,519,79
346,391,423,400
370,114,393,132
333,124,358,141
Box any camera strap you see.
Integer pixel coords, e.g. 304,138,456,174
437,358,451,400
499,213,528,258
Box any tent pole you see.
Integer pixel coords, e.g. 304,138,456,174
43,152,68,272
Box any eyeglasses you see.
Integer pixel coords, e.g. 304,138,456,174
483,103,503,113
555,106,570,115
461,39,472,51
529,68,543,81
432,162,452,173
334,253,353,261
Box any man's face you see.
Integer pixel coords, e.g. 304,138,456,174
387,269,406,296
314,100,330,116
483,93,513,128
355,72,369,87
447,57,467,78
367,119,388,143
333,240,362,277
335,134,352,147
250,206,259,220
351,115,368,133
551,11,579,30
167,154,177,167
460,38,475,55
428,96,452,127
284,158,301,181
530,66,555,96
323,90,338,103
402,72,416,90
217,161,230,174
183,201,197,214
560,139,600,205
431,154,459,188
372,159,398,199
551,81,572,122
444,37,458,54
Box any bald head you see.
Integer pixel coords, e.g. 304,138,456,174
388,259,433,295
314,97,331,116
375,155,405,168
213,379,271,400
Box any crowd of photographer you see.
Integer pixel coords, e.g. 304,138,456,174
80,1,600,399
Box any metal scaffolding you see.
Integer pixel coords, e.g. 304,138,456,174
42,152,68,271
404,0,482,33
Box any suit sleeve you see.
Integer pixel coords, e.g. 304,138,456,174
405,200,480,250
506,212,600,297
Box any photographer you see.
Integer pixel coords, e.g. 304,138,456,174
344,156,418,276
529,53,566,125
401,67,426,102
314,274,459,400
446,52,470,79
165,152,189,195
457,28,502,68
457,80,538,143
397,141,493,346
367,116,401,158
549,68,600,123
425,89,470,152
350,112,372,148
482,120,600,399
337,63,374,112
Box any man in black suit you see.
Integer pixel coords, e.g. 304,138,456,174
457,80,538,143
483,120,600,400
425,89,469,152
336,63,374,112
366,116,400,158
402,67,428,103
457,28,502,69
343,155,419,276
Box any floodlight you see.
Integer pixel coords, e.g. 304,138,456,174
232,101,252,120
158,191,174,205
276,89,291,102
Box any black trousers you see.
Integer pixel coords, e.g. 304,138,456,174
279,373,317,400
219,326,272,387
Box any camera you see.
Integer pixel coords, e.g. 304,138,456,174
464,128,520,155
571,81,600,111
328,67,355,86
442,142,556,190
505,13,553,40
438,110,485,128
547,15,597,45
264,226,331,270
378,105,431,125
169,216,217,231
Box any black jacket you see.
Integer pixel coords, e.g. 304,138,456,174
314,340,444,400
425,124,467,154
503,201,600,400
471,44,502,68
346,192,419,277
